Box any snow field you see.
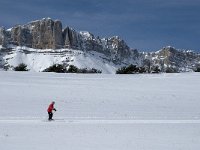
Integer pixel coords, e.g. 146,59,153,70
0,72,200,150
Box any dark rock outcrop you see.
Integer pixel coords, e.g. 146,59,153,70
0,27,10,47
25,18,63,49
10,26,32,47
62,27,82,49
103,36,131,61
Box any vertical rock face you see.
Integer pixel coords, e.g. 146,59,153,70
63,27,81,49
53,20,63,49
0,27,10,47
27,18,63,49
11,26,32,47
0,27,5,46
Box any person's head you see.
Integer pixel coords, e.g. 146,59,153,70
52,101,55,105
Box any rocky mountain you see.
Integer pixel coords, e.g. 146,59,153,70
143,46,200,72
0,18,134,62
0,18,200,73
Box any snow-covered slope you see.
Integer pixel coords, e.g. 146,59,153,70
2,46,139,73
1,45,200,73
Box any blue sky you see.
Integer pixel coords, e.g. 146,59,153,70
0,0,200,51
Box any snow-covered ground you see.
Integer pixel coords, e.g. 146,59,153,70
2,46,123,73
0,72,200,150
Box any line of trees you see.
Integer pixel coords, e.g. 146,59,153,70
12,63,102,74
11,63,200,74
116,65,147,74
43,64,102,74
116,64,181,74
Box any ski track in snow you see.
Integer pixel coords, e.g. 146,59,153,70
1,118,200,124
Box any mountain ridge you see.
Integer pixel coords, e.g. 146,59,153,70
0,18,200,73
1,18,134,63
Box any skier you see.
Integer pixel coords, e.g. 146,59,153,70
47,101,57,120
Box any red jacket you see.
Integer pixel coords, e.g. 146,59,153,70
47,103,55,113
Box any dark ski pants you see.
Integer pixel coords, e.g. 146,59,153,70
48,112,53,120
